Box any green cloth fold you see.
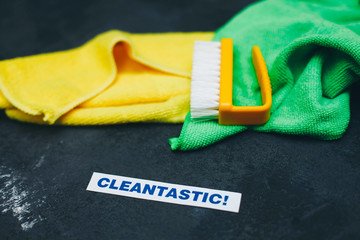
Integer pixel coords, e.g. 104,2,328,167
170,0,360,151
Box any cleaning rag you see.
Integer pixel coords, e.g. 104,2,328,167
0,30,213,125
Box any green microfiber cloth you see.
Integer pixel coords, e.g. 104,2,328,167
170,0,360,151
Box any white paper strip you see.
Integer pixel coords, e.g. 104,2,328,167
87,172,242,213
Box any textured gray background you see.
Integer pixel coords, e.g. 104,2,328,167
0,0,359,239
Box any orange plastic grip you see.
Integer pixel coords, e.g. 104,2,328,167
218,38,272,125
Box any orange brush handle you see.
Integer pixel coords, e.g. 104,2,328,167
218,38,272,125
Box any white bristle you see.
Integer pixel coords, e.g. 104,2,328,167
190,41,221,121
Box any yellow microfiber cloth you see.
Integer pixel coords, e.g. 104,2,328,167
0,30,213,125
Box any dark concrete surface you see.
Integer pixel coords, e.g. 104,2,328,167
0,0,360,239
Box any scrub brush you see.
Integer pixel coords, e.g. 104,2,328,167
190,38,272,125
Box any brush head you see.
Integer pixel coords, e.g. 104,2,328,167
190,41,221,121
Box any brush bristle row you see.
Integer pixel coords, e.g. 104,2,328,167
190,41,221,121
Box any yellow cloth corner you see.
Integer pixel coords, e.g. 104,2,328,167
0,30,213,125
